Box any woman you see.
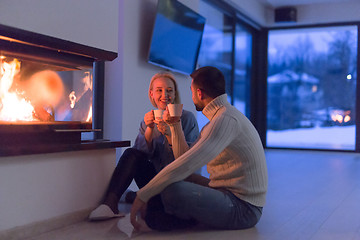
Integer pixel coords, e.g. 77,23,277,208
89,71,199,220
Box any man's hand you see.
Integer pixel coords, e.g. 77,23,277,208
163,108,180,124
130,196,147,230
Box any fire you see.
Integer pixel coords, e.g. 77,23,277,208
68,71,92,122
0,57,93,123
83,71,92,122
86,106,92,122
0,58,36,121
69,91,76,109
0,92,35,121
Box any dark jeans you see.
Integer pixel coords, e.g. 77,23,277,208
145,181,263,231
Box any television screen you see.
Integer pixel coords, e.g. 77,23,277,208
148,0,206,75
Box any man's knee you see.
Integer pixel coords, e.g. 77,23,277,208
161,182,190,211
162,182,187,199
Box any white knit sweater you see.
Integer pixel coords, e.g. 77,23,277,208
137,94,268,207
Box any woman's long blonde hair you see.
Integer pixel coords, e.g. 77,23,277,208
148,71,181,108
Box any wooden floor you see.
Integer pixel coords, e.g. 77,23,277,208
29,149,360,240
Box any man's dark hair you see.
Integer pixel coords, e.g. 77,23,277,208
190,66,226,98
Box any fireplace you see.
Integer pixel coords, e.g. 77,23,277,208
0,24,130,156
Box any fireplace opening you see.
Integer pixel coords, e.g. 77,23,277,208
0,24,120,155
0,56,93,123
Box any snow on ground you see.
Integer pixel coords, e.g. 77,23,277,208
267,125,355,150
197,111,355,150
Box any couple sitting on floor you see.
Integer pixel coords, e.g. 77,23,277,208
89,66,268,231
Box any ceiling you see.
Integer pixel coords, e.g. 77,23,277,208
257,0,359,8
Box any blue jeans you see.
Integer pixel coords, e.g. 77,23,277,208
145,181,262,231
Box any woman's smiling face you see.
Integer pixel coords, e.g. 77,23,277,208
150,77,176,110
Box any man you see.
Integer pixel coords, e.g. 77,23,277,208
131,66,268,231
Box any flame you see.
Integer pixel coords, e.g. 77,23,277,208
69,91,76,109
0,59,36,121
86,106,92,122
0,92,35,121
1,59,20,96
83,72,92,122
0,57,92,123
68,72,93,122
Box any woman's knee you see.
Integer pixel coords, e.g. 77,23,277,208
118,148,147,165
122,148,146,159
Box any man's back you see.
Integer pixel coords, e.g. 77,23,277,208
200,94,268,207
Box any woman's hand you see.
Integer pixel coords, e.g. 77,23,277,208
155,120,171,136
144,110,155,128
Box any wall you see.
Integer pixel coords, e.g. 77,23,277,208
0,149,115,236
104,0,202,158
226,0,268,26
0,0,118,52
265,1,360,27
296,1,360,25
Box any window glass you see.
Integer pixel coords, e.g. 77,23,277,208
197,2,232,129
198,2,253,128
267,26,358,150
234,24,252,117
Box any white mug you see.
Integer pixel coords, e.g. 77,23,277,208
167,104,183,117
154,109,164,119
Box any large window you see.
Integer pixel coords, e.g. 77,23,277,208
197,1,253,129
266,25,358,150
234,24,252,116
197,2,232,129
194,2,360,152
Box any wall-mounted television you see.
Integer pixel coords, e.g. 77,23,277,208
148,0,206,75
